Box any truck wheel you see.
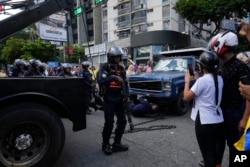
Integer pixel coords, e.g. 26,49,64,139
0,103,65,167
172,91,191,115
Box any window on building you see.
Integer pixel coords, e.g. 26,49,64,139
103,21,108,32
89,35,94,41
88,24,93,30
102,9,107,20
132,24,147,34
103,33,108,42
119,2,130,10
162,4,170,19
118,31,129,39
163,19,170,30
117,14,130,28
86,12,93,19
118,2,130,15
132,0,147,6
136,46,150,58
131,10,147,24
152,45,164,55
100,54,107,63
162,0,169,3
132,0,147,10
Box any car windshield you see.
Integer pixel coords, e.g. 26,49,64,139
153,58,189,72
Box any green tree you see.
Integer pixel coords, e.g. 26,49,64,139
21,40,57,62
174,0,250,37
2,37,26,63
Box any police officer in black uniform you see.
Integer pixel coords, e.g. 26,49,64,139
81,61,93,114
24,59,43,76
98,46,129,155
8,59,27,77
58,63,73,77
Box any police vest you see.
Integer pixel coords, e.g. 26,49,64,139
108,64,124,90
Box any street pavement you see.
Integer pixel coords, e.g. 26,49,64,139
54,109,229,167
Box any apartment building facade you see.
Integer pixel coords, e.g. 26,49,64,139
80,0,206,67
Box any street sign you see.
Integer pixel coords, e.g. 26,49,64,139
95,0,103,5
73,6,83,16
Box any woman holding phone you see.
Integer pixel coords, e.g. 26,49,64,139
183,51,225,167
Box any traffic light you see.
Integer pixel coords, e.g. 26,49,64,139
73,6,84,16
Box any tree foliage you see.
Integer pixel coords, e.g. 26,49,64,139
21,40,56,62
2,37,26,63
1,37,61,63
174,0,250,37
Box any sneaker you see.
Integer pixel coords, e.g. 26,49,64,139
198,160,204,167
112,143,129,152
102,144,112,155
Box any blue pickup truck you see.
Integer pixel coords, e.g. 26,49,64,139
128,47,208,115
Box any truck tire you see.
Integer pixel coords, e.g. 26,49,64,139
172,91,191,115
0,103,65,167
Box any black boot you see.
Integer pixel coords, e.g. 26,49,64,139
112,143,129,152
102,143,112,155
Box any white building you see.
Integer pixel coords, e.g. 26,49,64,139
84,0,207,66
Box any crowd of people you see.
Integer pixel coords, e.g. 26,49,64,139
0,58,101,114
2,59,98,78
126,59,153,76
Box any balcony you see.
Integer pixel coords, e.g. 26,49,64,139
118,7,131,15
117,20,131,29
132,3,147,12
131,16,147,25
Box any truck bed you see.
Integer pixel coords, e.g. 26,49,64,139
0,77,87,131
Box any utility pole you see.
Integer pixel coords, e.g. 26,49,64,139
66,12,71,63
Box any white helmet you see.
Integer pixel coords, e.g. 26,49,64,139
208,31,238,57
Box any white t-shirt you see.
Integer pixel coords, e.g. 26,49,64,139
190,74,224,124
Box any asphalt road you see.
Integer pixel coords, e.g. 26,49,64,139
54,109,229,167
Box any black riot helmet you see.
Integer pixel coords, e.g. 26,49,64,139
62,63,72,69
15,59,26,68
61,63,72,74
30,59,42,69
107,46,124,62
196,51,219,71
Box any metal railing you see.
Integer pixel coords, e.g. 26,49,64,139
117,20,131,28
131,16,146,25
118,7,131,15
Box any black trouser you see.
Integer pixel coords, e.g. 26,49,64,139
102,92,127,145
222,107,244,167
195,113,225,167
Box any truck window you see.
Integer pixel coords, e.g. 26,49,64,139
153,57,190,72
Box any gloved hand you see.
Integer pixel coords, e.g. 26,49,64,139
115,76,123,84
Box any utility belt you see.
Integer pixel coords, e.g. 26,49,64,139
99,86,122,96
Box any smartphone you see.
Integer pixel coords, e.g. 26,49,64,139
220,19,241,32
187,64,194,76
240,75,250,85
